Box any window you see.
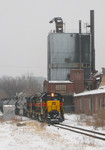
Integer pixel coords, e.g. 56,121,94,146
91,96,94,112
81,97,84,113
76,98,78,113
76,71,80,76
85,97,87,112
80,98,82,111
55,85,66,91
99,97,102,110
88,97,91,111
104,97,105,110
95,97,98,111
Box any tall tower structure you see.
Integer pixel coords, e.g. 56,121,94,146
47,11,95,81
90,10,95,72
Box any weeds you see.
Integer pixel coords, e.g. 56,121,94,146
93,110,105,129
77,111,105,129
0,119,5,123
85,116,93,126
11,118,21,124
26,121,46,132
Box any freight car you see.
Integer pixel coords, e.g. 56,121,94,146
23,92,64,123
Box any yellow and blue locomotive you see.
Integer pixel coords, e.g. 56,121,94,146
24,92,64,123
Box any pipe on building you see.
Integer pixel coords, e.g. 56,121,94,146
79,20,82,68
90,10,95,72
79,20,82,34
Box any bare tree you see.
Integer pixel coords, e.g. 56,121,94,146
0,75,43,98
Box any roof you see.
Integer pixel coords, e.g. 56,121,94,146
48,81,73,84
74,86,105,97
94,71,103,77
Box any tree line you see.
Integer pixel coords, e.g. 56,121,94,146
0,75,43,98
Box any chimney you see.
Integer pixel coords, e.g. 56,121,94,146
79,20,82,34
90,10,95,72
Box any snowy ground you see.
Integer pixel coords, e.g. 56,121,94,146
0,112,105,150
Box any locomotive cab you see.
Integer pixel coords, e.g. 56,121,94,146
42,92,64,123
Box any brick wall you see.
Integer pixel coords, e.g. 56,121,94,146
74,93,105,115
70,69,84,93
43,80,74,95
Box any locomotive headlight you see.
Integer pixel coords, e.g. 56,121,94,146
51,93,55,97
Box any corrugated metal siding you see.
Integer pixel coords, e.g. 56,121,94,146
51,68,70,80
48,33,91,80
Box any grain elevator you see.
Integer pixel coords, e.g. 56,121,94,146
47,10,95,82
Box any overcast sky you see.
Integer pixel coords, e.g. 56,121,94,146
0,0,105,78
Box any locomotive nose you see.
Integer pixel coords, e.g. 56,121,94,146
47,100,60,113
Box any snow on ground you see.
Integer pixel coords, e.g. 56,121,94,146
0,114,105,150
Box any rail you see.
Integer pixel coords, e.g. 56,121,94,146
51,123,105,141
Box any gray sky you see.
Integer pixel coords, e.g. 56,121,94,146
0,0,104,78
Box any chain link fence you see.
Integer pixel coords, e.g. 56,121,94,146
64,105,74,113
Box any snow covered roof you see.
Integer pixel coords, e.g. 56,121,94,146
74,86,105,97
48,81,73,84
3,105,15,108
94,71,103,77
96,77,100,80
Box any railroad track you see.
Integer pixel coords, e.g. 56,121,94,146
52,123,105,141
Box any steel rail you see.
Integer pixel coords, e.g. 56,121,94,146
52,124,105,141
59,123,105,137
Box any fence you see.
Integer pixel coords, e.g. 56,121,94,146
64,105,74,113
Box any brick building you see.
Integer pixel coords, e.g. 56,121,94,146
43,80,74,95
70,69,84,93
74,74,105,115
74,87,105,115
43,80,74,107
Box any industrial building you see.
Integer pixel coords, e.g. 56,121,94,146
48,32,91,81
47,10,95,81
44,10,99,112
74,74,105,115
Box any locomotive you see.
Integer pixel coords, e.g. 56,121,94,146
23,92,64,123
